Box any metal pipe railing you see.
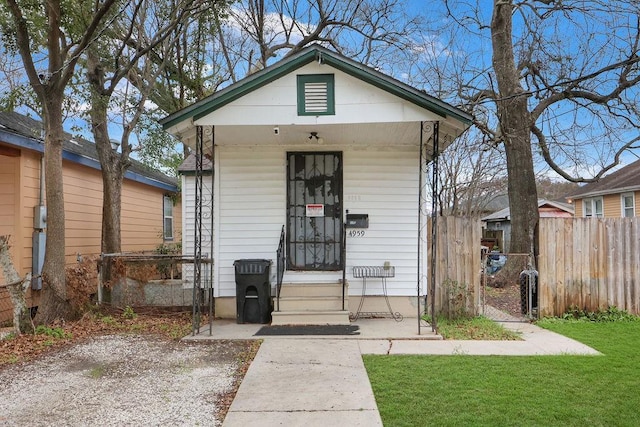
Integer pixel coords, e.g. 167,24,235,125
341,220,347,311
275,225,285,311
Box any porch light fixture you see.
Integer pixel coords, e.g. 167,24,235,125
308,132,324,144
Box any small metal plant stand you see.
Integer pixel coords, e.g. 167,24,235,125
350,266,403,321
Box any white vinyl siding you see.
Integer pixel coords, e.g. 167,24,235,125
342,147,421,296
181,173,214,287
199,62,444,126
217,147,285,296
182,144,424,298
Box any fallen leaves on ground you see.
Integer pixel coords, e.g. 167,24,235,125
1,307,261,424
215,339,261,421
1,308,193,367
484,283,523,317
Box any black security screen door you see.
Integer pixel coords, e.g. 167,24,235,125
287,152,343,270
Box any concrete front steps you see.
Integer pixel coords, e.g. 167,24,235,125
271,282,350,325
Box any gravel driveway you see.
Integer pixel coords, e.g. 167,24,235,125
0,335,253,426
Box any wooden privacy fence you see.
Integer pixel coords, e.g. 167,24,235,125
428,216,481,317
539,218,640,316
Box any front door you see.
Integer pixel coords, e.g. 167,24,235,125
287,152,342,270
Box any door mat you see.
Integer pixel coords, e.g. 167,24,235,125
254,324,360,336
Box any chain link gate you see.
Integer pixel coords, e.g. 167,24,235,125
481,251,538,320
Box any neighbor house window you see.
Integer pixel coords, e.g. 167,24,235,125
297,74,335,115
163,195,174,240
622,193,635,217
583,197,603,218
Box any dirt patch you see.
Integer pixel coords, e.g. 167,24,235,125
484,283,523,317
0,335,257,426
0,311,259,426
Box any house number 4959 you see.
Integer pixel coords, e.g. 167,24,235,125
348,230,365,237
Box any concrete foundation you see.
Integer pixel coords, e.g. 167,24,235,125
109,278,427,319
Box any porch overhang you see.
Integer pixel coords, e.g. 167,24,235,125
165,120,464,161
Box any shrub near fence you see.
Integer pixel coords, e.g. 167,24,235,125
539,218,640,317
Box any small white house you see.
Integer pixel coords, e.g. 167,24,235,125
163,45,471,324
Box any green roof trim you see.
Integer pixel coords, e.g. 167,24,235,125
318,52,472,124
160,45,472,130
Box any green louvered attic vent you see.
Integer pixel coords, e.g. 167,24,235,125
297,74,335,115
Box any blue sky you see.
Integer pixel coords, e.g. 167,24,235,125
4,0,639,177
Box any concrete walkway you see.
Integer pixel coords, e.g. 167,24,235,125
222,339,383,426
359,319,600,356
185,308,600,426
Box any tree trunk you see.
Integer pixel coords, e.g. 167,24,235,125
491,1,539,279
87,51,126,303
35,98,73,324
92,103,123,305
0,236,34,335
89,102,123,257
6,0,122,324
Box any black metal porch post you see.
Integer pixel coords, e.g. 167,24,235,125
430,122,440,332
192,126,204,335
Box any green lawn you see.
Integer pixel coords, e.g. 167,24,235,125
435,315,521,340
363,321,640,427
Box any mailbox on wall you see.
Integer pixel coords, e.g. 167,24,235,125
346,213,369,228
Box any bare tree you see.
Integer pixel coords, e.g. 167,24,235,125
2,0,120,323
489,0,540,268
436,132,508,217
130,0,421,114
535,178,579,203
223,0,419,75
421,1,640,274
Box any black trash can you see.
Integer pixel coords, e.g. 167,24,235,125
234,259,272,324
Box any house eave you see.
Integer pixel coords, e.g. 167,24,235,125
569,186,640,200
1,129,178,193
160,45,473,132
482,199,574,222
484,215,509,223
317,52,472,126
0,128,44,152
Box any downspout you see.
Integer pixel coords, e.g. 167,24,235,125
38,155,45,205
417,123,424,334
31,137,47,291
208,128,215,335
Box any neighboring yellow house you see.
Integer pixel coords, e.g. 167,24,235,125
568,159,640,218
0,112,181,323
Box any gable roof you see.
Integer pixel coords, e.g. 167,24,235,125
160,44,473,130
569,158,640,199
482,199,574,222
0,111,178,192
